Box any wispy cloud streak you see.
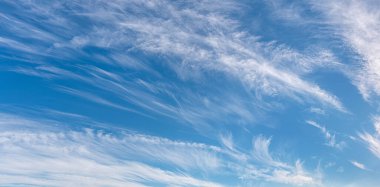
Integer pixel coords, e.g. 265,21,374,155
312,0,380,101
359,116,380,159
247,135,319,186
0,112,320,186
0,0,345,119
350,160,368,171
306,120,344,149
0,113,223,187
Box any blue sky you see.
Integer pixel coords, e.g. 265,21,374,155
1,0,380,186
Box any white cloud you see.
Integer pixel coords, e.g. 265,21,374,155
374,116,380,135
0,112,320,186
269,162,315,186
0,153,222,187
252,135,288,168
1,0,345,113
313,0,380,101
56,86,148,117
309,107,326,115
243,135,319,186
359,132,380,159
306,120,344,149
350,161,367,171
359,116,380,159
0,115,224,187
220,133,235,151
116,1,344,111
0,36,41,55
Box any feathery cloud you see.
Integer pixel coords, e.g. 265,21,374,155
350,160,367,171
359,116,380,159
0,112,320,186
313,0,380,101
306,120,344,149
0,0,345,114
242,135,319,186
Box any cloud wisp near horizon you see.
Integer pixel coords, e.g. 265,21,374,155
0,112,319,186
1,0,380,186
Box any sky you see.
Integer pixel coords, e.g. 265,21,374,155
0,0,380,186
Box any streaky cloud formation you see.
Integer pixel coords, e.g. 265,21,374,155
312,0,380,101
350,161,368,171
359,116,380,159
0,113,319,187
1,0,380,186
248,135,319,186
0,0,344,112
306,120,344,149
